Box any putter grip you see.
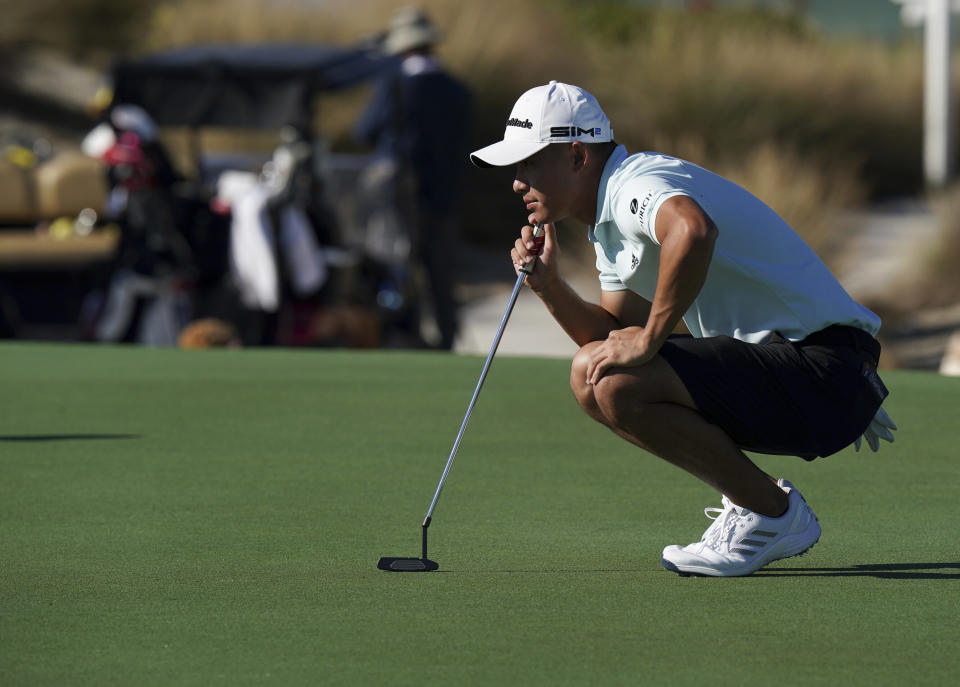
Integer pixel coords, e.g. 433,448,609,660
520,223,545,275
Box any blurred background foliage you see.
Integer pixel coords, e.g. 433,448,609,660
1,0,156,59
1,0,956,286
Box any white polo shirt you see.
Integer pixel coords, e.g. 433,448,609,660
589,145,880,343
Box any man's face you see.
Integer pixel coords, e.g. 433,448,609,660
513,144,577,226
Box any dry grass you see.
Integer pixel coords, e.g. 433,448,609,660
1,0,154,60
134,0,934,264
577,5,923,197
713,143,863,254
143,0,584,136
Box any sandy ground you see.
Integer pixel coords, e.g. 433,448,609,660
453,268,597,360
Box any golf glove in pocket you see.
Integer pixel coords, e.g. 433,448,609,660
854,406,897,452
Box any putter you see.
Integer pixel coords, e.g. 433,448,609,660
378,224,545,572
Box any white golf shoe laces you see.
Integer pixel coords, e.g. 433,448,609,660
661,479,821,577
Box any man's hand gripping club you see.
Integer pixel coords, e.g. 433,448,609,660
511,222,659,385
512,222,554,287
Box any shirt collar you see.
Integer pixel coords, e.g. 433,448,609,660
588,144,628,243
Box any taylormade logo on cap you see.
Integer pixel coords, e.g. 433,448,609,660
506,117,534,129
470,81,613,167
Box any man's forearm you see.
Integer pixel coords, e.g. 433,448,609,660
643,215,717,350
535,277,620,347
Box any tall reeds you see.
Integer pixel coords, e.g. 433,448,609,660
137,0,935,261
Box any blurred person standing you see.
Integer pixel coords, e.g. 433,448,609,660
355,7,473,350
82,105,195,345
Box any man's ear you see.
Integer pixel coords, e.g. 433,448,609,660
570,141,587,172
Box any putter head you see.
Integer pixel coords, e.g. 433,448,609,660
377,556,439,572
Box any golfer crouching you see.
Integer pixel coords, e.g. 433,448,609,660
470,81,897,577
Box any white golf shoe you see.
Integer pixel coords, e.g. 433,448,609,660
660,479,821,577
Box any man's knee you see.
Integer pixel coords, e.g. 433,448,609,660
570,343,606,420
570,342,599,406
572,351,699,431
591,372,645,430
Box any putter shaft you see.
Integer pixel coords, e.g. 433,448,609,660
422,224,544,529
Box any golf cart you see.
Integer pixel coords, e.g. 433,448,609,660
100,41,412,346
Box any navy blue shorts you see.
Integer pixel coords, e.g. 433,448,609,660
657,325,887,460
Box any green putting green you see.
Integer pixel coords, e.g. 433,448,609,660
2,343,958,685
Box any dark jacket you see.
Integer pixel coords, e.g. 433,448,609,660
355,61,473,215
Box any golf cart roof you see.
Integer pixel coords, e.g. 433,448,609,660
111,43,391,129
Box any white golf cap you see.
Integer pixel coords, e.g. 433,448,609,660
470,81,613,168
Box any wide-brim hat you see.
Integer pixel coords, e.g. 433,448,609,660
470,81,613,167
383,7,442,55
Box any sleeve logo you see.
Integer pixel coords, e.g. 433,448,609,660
630,192,654,223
